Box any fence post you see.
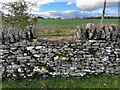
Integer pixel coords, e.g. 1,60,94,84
101,0,107,25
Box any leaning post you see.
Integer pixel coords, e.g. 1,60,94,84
101,0,107,25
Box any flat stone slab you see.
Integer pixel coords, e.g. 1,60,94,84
89,40,106,43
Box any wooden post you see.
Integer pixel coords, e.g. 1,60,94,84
101,0,107,25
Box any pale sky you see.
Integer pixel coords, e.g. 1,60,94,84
0,0,119,18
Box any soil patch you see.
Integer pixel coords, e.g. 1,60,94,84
39,36,75,41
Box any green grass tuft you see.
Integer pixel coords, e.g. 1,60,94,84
2,75,119,88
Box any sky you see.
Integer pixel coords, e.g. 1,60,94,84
0,0,119,18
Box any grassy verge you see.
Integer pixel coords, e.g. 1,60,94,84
36,19,118,36
2,75,119,89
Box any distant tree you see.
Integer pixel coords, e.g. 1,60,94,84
47,18,51,19
56,17,61,19
38,16,44,19
75,17,80,19
1,0,38,30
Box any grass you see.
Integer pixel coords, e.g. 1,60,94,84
2,75,119,89
36,19,118,36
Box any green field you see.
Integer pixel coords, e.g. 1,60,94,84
2,75,119,89
36,19,118,36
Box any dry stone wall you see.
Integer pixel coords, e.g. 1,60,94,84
0,40,120,80
75,24,120,42
0,25,120,80
0,26,37,45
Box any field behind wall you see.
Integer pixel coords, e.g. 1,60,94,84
36,19,118,36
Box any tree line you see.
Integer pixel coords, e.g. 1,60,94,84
83,16,120,19
37,16,119,19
